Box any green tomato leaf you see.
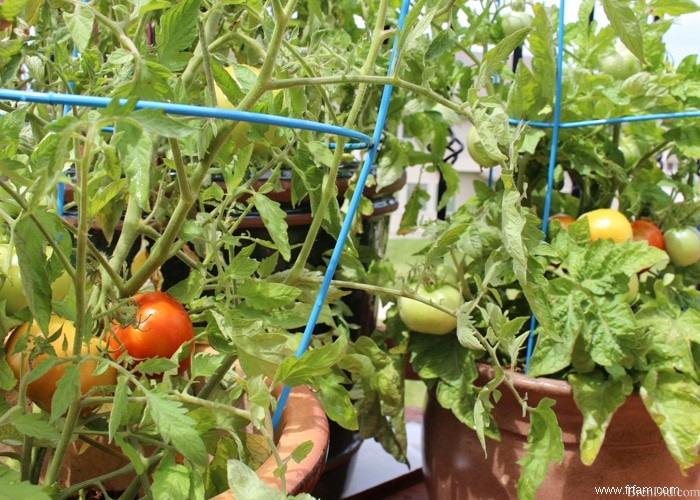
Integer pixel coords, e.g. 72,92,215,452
274,334,347,387
14,216,51,334
151,455,193,499
316,375,358,430
49,363,81,423
569,372,633,466
114,122,152,212
0,469,51,499
600,0,646,64
476,28,529,91
516,398,564,500
10,412,61,441
63,3,94,53
146,392,208,466
156,0,200,71
649,0,700,16
109,375,129,442
238,280,301,311
252,193,291,261
640,370,700,470
0,354,16,391
226,459,282,500
210,60,244,104
131,109,197,139
0,108,25,160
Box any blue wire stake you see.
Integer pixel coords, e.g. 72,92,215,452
524,0,567,374
271,0,412,429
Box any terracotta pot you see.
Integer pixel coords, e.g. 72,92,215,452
0,385,329,498
422,363,700,500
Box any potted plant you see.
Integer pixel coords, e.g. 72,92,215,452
0,0,438,497
349,1,700,499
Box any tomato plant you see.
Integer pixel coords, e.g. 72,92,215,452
579,209,633,243
501,10,533,37
598,45,641,80
0,244,71,316
663,227,700,267
109,291,195,373
631,220,665,250
5,315,117,414
399,284,461,335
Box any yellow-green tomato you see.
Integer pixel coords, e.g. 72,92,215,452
466,127,501,167
399,284,461,335
578,209,633,244
0,244,71,316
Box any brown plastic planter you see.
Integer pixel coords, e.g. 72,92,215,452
422,363,700,499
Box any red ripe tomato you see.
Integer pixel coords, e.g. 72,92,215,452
109,291,195,374
630,220,665,250
578,209,633,244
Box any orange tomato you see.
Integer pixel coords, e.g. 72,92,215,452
5,316,117,413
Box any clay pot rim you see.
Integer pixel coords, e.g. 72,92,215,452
212,384,329,499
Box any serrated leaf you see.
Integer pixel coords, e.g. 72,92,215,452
210,61,244,104
49,363,80,422
516,398,563,500
0,108,25,159
146,392,208,466
109,375,129,441
640,370,700,470
133,357,179,375
11,413,61,441
600,0,646,63
0,468,51,499
14,216,51,334
476,28,529,90
238,280,300,310
0,354,17,391
63,3,94,53
151,455,193,498
569,372,632,466
226,459,281,499
114,122,152,211
290,440,314,463
157,0,201,71
274,335,347,387
425,28,455,61
316,376,358,430
252,193,291,261
131,109,196,138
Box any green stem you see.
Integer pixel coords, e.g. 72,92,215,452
45,123,98,486
196,352,238,400
285,0,391,283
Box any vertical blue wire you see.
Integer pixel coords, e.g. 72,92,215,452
272,0,411,429
524,0,566,374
